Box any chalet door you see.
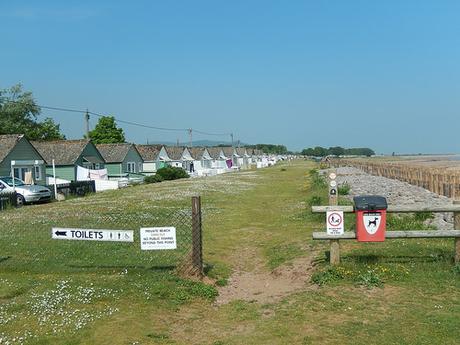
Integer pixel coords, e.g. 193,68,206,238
13,167,30,180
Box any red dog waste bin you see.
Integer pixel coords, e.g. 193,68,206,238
353,195,387,242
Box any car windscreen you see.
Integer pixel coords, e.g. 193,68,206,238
1,177,25,187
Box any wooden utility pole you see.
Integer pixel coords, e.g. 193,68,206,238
85,109,90,138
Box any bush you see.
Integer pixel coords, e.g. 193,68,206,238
307,195,322,206
156,166,189,180
144,174,164,184
355,270,383,288
309,169,327,189
338,183,350,195
386,214,435,231
311,266,345,286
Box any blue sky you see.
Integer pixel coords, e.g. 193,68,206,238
1,0,459,153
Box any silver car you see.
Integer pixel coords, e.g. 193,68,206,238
0,176,52,206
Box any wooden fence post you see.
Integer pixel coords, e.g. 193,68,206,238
191,196,204,276
328,170,340,265
454,200,460,264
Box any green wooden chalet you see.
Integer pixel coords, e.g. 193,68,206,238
32,139,105,182
0,134,46,184
96,143,144,178
135,144,165,175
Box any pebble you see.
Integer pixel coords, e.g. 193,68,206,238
322,167,454,230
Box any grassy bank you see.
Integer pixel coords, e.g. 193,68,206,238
0,161,459,344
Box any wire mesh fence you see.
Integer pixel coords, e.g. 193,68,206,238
0,197,203,277
0,191,18,211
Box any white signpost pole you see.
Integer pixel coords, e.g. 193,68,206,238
52,159,58,200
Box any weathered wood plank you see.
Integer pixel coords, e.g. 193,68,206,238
311,205,460,213
330,239,340,265
453,200,460,264
311,205,354,213
313,230,460,240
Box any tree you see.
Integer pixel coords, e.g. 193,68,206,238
247,144,288,154
312,146,328,157
328,146,345,157
88,116,125,144
0,84,65,140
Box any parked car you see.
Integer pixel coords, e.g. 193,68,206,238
0,176,52,206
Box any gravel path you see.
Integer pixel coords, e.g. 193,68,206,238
322,167,454,230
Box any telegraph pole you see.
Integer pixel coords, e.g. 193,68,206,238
230,133,234,147
189,128,193,148
85,109,90,138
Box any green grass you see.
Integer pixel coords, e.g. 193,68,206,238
0,161,459,344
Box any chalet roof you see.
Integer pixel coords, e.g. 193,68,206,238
0,134,24,163
206,147,224,159
164,146,184,160
135,144,162,162
32,139,92,165
97,143,137,163
221,146,237,158
236,147,246,156
189,147,205,160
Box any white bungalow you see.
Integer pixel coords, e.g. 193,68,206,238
235,147,252,169
164,146,184,169
221,146,240,169
207,147,231,174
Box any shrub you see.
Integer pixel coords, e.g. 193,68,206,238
414,212,435,222
311,266,345,286
453,264,460,275
338,183,350,195
307,195,322,206
309,169,327,189
156,166,189,180
144,174,164,184
355,270,383,288
386,214,435,231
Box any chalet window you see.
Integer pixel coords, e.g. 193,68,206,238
138,162,143,172
127,162,136,173
34,166,42,181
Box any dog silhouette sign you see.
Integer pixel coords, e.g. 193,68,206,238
363,213,381,234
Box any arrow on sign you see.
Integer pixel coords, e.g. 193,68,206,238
54,230,67,237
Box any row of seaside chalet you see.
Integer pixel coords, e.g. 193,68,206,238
0,134,282,191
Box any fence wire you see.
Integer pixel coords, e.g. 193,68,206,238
0,201,203,276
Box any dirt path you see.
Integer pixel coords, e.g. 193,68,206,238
216,245,318,305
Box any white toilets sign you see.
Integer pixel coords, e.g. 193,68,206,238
140,227,177,250
52,228,134,242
